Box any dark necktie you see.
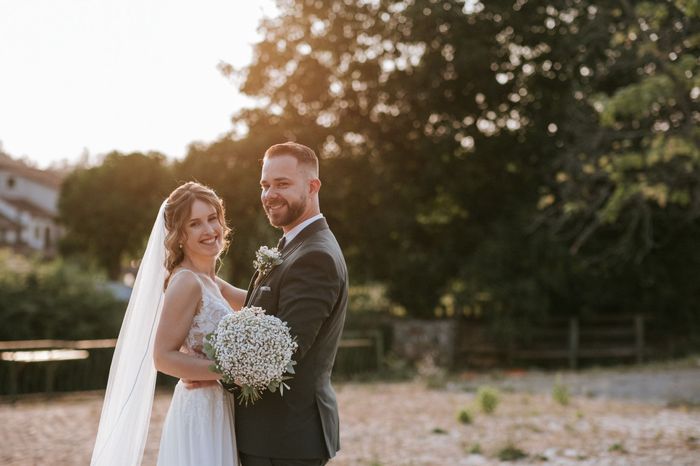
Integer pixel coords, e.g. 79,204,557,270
277,236,286,251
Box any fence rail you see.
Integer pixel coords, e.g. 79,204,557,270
0,339,118,351
508,315,645,369
0,332,384,400
456,314,646,369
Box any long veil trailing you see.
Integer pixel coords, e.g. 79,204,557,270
91,200,168,466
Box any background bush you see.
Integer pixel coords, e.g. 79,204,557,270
0,249,124,341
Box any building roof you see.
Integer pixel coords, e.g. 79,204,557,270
0,153,64,189
0,196,56,219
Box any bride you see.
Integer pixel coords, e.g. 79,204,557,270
91,181,246,466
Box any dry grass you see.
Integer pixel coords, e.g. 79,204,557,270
1,381,698,465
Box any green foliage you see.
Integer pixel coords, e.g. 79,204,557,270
467,443,482,455
497,444,528,461
598,75,675,126
609,442,628,453
675,0,700,17
476,386,500,414
219,0,699,341
457,408,473,425
544,0,700,261
0,249,123,340
552,375,571,406
59,151,174,278
45,0,700,352
380,353,414,381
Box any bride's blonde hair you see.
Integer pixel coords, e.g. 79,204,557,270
163,181,231,280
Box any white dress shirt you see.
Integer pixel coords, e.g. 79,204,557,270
282,213,324,246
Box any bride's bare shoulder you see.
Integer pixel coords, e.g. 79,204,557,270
165,268,202,296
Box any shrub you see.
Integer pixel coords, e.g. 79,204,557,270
552,374,571,406
468,443,482,454
457,408,473,424
609,442,627,453
476,385,500,414
497,444,528,461
0,249,124,340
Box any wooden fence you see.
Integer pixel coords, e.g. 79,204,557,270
455,314,646,369
0,332,384,400
509,315,645,369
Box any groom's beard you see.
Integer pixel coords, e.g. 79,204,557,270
265,195,307,228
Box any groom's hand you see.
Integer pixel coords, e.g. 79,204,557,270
181,378,218,390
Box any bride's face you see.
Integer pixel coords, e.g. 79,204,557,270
180,199,225,259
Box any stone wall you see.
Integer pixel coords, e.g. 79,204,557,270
390,318,457,367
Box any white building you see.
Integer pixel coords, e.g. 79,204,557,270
0,153,63,255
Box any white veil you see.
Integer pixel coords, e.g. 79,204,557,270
91,200,168,466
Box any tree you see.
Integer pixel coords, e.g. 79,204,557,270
59,152,174,278
536,0,700,262
230,0,603,317
231,0,699,322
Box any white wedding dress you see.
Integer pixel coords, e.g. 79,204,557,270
157,269,239,466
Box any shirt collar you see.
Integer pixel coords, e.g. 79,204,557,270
283,213,324,245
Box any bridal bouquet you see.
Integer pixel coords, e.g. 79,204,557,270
204,306,297,405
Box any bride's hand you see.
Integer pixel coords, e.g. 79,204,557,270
181,378,219,390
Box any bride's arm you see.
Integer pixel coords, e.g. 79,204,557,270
153,273,221,381
215,276,246,310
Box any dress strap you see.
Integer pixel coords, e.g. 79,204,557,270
168,269,221,303
169,268,204,287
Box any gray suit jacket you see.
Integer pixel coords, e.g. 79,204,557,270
235,218,348,459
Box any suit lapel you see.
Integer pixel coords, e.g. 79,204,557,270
245,218,330,301
243,271,259,307
282,218,329,254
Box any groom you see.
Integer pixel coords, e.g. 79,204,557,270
237,142,348,466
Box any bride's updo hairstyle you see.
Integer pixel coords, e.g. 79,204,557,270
163,181,231,276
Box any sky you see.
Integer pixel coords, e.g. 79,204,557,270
0,0,276,168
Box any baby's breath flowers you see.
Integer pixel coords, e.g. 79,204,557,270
204,306,297,406
253,246,283,277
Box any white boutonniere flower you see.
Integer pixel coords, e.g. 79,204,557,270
253,246,283,278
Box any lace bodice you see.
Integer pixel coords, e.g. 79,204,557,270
170,269,233,358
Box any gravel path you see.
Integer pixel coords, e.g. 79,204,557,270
456,359,700,406
1,365,699,465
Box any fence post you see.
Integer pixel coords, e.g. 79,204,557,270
374,330,384,371
568,317,579,370
45,362,57,396
8,362,18,403
634,314,645,364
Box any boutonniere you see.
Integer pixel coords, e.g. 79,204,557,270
253,246,283,278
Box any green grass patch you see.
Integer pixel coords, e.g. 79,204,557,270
467,443,482,454
608,442,627,453
497,444,528,461
476,386,500,414
552,374,570,406
456,407,473,424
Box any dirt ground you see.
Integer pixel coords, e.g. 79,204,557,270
1,362,699,465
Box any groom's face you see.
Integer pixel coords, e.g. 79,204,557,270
260,155,309,230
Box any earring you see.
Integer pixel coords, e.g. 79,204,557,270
179,243,183,249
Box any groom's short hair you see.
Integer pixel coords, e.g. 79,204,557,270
264,142,319,178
